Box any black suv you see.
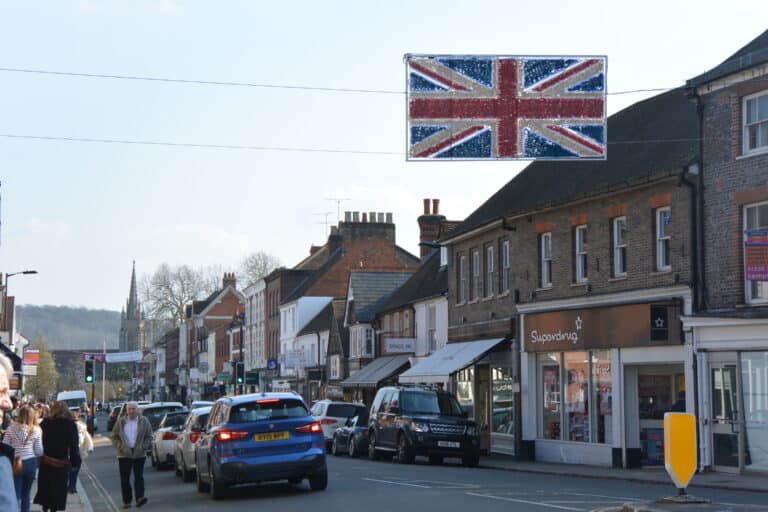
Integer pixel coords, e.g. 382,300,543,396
367,386,480,466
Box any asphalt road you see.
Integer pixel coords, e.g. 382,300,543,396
80,433,768,512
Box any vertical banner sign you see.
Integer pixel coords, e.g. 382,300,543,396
406,55,606,160
664,412,697,489
745,230,768,281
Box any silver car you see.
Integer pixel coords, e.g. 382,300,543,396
174,406,212,482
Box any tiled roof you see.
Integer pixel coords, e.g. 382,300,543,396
297,302,335,336
688,29,768,87
281,248,344,304
349,272,415,323
440,88,699,243
377,249,446,314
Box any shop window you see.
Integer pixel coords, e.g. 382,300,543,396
564,351,589,441
591,350,612,444
492,367,515,435
612,217,627,277
744,201,768,304
741,351,768,471
538,352,561,440
744,91,768,154
456,367,474,420
655,207,671,271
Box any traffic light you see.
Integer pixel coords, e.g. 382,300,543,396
84,359,94,383
235,361,245,385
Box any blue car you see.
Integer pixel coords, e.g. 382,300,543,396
194,392,327,499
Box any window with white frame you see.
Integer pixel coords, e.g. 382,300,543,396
745,201,768,303
486,245,496,297
471,248,481,300
428,304,437,353
501,240,510,293
440,246,448,267
330,355,340,380
393,312,400,335
656,207,671,271
575,225,588,283
744,92,768,154
540,232,552,288
365,328,373,356
403,310,411,336
458,254,467,303
611,217,627,277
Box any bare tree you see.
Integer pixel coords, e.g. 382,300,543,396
240,251,281,287
140,263,217,322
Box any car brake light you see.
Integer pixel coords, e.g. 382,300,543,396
162,432,177,441
189,432,201,444
295,422,322,434
216,430,249,442
320,418,336,425
256,398,281,403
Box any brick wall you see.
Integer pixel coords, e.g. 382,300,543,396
447,179,694,337
699,79,768,310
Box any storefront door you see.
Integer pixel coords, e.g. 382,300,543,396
711,361,740,471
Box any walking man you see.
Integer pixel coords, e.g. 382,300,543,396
110,402,152,508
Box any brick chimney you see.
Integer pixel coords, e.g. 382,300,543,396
417,198,446,260
222,272,237,289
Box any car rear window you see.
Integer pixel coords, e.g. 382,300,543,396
143,406,184,426
161,414,187,428
228,399,308,423
326,403,367,419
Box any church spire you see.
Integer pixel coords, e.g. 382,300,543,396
127,260,139,320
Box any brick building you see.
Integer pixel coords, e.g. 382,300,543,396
683,29,768,474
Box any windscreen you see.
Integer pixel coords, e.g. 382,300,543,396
228,399,308,423
401,391,465,417
326,403,367,419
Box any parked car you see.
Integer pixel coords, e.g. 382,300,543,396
107,405,123,433
195,393,327,499
310,400,368,451
367,386,480,467
151,411,189,469
139,402,187,431
331,408,370,457
191,400,214,409
175,406,212,482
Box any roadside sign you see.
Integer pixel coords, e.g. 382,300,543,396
664,412,697,489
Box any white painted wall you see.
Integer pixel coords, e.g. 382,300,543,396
413,296,447,357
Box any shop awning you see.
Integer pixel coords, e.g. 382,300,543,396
399,338,505,384
341,354,411,388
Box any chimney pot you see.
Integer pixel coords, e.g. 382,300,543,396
432,198,440,215
344,211,352,222
385,212,393,224
369,211,376,223
352,211,360,222
362,212,367,223
377,212,385,223
423,198,430,215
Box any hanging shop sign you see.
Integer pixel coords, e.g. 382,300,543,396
524,303,680,353
406,54,606,161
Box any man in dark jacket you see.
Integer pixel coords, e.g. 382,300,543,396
0,353,19,512
111,402,153,508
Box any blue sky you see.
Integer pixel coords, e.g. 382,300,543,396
1,1,766,310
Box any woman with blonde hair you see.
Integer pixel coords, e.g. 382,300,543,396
33,401,80,512
6,405,44,512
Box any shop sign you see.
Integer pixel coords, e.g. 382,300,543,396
285,349,309,369
23,350,40,366
9,373,21,390
385,338,415,353
22,364,37,376
326,385,344,399
744,230,768,281
524,303,679,352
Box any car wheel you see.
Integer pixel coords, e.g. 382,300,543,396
308,467,328,491
325,439,333,454
428,455,443,465
331,436,341,457
196,463,209,493
348,437,357,458
397,434,415,464
462,454,480,468
209,466,229,500
367,432,380,461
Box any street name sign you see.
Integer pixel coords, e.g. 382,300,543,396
664,412,697,490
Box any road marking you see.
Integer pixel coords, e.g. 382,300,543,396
362,478,432,488
83,463,121,512
558,492,643,501
466,492,585,511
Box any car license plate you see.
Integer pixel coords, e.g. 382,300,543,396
254,431,289,442
437,441,460,448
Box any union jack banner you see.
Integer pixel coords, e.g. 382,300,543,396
406,55,606,160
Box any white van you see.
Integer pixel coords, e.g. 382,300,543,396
57,390,88,410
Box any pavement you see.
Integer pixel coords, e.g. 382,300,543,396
479,455,768,494
29,471,93,512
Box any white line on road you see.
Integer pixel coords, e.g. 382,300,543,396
466,492,585,511
558,492,644,501
362,478,432,488
83,464,121,512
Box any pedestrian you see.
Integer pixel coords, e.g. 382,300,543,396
0,353,20,512
68,411,93,494
5,405,44,512
33,401,81,512
111,401,152,509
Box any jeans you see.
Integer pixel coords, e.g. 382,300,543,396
68,464,80,492
13,457,37,512
118,457,146,505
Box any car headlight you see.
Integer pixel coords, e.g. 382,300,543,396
412,422,430,433
466,425,477,436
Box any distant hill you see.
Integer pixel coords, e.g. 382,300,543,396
16,305,120,351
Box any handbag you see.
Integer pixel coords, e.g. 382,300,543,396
12,426,32,476
40,454,70,469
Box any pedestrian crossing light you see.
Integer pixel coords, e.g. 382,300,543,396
235,361,245,385
84,359,94,383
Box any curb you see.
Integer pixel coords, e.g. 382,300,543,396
477,461,768,494
77,477,94,512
